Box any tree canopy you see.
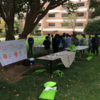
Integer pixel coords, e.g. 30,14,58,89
0,0,81,40
62,2,78,32
89,0,100,18
84,19,100,34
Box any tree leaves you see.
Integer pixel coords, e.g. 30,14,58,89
89,0,100,18
84,19,100,34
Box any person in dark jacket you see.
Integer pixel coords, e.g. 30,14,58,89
91,33,99,56
28,35,34,55
43,36,51,55
52,34,59,53
71,33,78,46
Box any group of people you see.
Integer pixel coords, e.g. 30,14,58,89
27,32,100,56
43,33,100,56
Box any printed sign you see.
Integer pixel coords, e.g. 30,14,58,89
0,39,27,66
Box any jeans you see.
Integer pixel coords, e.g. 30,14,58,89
93,45,99,55
28,45,33,54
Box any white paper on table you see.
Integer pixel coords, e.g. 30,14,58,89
45,87,57,91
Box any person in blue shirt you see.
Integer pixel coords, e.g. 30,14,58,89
76,35,79,46
28,35,34,55
48,33,50,41
57,35,65,51
65,34,71,47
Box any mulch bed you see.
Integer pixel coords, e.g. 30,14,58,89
0,62,44,83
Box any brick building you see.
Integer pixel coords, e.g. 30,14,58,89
38,0,89,35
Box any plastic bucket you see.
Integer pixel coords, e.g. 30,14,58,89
29,58,34,65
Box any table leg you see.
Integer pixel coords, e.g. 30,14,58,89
50,61,52,75
79,51,82,58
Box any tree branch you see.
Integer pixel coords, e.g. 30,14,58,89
50,0,68,10
40,0,47,8
0,6,8,24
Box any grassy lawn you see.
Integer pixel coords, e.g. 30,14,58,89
0,35,100,100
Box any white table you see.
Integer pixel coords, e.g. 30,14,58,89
33,45,45,54
65,46,89,58
37,51,76,74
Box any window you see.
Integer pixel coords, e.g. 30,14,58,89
76,23,83,26
38,23,41,26
77,3,84,7
77,13,84,17
49,23,55,26
62,13,68,17
48,14,55,17
61,23,68,27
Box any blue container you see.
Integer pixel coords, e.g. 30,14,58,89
30,58,35,65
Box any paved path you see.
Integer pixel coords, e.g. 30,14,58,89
0,35,43,41
0,35,19,41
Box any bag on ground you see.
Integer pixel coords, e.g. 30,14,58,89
23,59,30,66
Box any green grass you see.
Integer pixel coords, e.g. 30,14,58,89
0,35,100,100
0,34,5,38
26,36,45,51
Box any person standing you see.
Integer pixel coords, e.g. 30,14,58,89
80,34,86,46
76,35,79,46
51,34,53,44
57,35,65,51
91,33,99,56
62,33,66,39
43,36,51,55
80,34,86,53
71,33,78,46
28,35,34,55
87,34,92,53
48,33,50,41
52,34,59,53
65,34,71,48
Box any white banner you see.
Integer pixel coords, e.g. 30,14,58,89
0,39,27,66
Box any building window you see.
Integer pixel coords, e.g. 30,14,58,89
48,14,55,17
49,23,55,26
77,3,84,7
62,13,68,17
76,23,83,26
61,23,68,27
38,23,41,26
77,13,84,17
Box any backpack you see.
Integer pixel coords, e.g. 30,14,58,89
23,59,30,66
59,41,63,48
95,37,100,46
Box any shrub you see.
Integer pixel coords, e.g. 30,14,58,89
84,19,100,35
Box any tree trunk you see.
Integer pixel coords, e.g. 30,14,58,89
19,23,36,39
6,23,15,40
